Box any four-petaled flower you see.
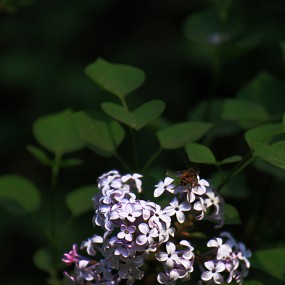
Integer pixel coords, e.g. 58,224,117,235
136,223,158,245
164,197,191,223
117,224,136,242
201,260,225,284
154,177,175,197
207,237,232,260
156,241,179,268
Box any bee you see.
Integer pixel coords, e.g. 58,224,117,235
167,168,199,189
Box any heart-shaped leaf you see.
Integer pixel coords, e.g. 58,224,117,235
245,123,283,149
157,122,213,149
72,111,125,156
66,185,98,216
33,109,84,156
102,100,165,130
222,99,270,129
0,175,41,213
85,58,145,98
186,143,216,164
253,141,285,171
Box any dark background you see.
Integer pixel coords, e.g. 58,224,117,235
1,0,285,284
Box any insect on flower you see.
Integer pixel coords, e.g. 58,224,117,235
167,168,199,189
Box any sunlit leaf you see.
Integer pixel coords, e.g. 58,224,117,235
33,109,84,155
224,204,241,225
251,247,285,282
66,185,98,216
245,123,283,149
102,100,165,130
0,175,41,213
33,248,52,273
222,99,269,128
185,143,216,164
72,111,125,157
157,122,213,149
254,141,285,171
26,144,53,166
85,58,145,98
238,71,285,115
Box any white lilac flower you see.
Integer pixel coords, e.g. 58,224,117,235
186,176,209,203
157,269,179,284
204,189,222,215
163,197,191,223
136,223,158,245
193,197,208,220
201,260,225,284
122,173,143,193
179,240,194,260
117,224,136,242
156,241,180,268
154,177,175,197
80,235,103,256
118,202,142,223
149,204,171,228
207,237,232,260
237,242,251,268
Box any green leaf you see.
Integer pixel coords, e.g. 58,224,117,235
218,155,242,165
72,111,125,156
283,113,285,129
0,175,41,213
157,121,213,149
33,248,52,273
224,204,241,225
254,141,285,171
245,123,283,149
222,99,269,128
85,58,145,98
185,143,216,164
183,8,230,45
238,71,285,116
220,173,250,199
66,185,98,216
33,109,84,155
251,247,285,282
26,144,53,166
102,100,165,130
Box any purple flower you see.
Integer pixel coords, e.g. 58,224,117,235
136,223,158,245
117,224,136,242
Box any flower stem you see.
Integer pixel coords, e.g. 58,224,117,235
218,151,254,190
142,148,162,173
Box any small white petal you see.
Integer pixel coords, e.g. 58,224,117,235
201,271,213,281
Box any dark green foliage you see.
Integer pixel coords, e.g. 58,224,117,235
1,0,285,284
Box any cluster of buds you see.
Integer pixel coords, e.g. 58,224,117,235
62,170,251,285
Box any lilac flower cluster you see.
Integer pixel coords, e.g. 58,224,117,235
63,170,250,285
200,232,251,284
